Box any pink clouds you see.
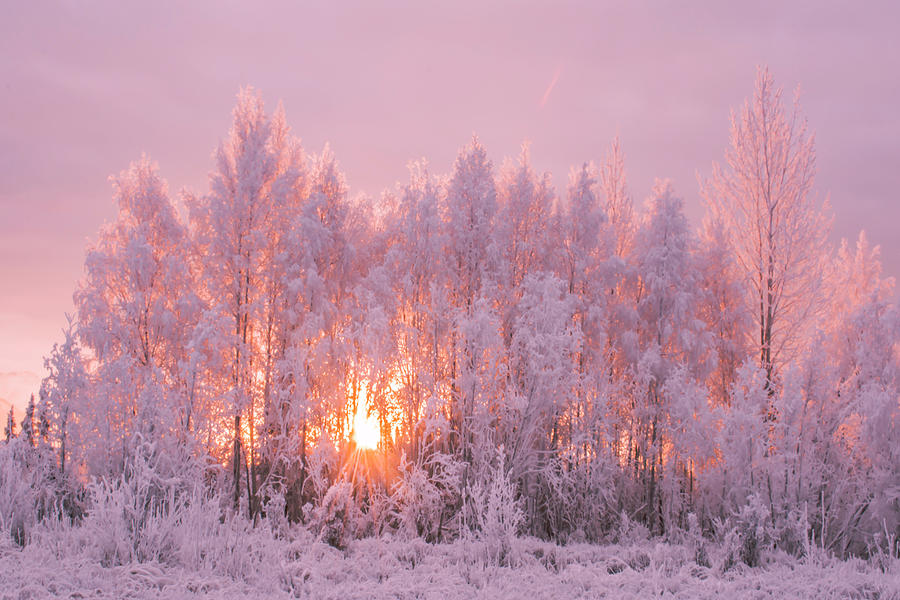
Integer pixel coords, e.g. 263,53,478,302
540,67,562,109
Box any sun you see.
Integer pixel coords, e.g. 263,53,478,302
352,383,380,450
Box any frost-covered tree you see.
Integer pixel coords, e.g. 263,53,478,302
560,163,612,406
3,407,14,443
381,162,447,460
495,145,556,296
39,318,87,476
565,145,637,482
813,231,900,554
188,88,305,513
708,360,771,518
21,394,36,448
74,156,198,476
697,218,750,406
704,67,830,395
442,137,499,468
601,138,634,259
275,145,365,517
629,181,712,532
445,137,497,311
561,161,610,306
504,273,579,535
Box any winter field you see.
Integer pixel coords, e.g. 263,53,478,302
2,528,898,599
3,65,900,598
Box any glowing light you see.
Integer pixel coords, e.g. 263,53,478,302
352,383,380,450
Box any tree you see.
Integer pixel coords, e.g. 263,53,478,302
697,218,750,406
39,317,87,476
561,161,609,300
4,407,14,443
629,180,712,532
382,161,447,461
600,138,634,259
828,231,894,325
276,144,363,517
558,159,618,488
443,137,499,466
505,272,579,535
704,66,830,395
22,394,36,447
495,145,555,297
813,231,900,553
445,136,498,311
74,156,198,476
188,87,305,513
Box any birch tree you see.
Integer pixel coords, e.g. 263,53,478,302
704,66,830,396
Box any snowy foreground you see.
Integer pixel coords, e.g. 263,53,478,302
2,532,897,600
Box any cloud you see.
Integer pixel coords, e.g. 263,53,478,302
539,67,561,109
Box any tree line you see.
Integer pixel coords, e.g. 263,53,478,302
4,67,898,560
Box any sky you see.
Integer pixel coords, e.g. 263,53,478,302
1,0,898,416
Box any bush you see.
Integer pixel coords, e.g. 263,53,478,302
463,448,524,565
0,438,82,546
392,450,464,542
80,435,199,565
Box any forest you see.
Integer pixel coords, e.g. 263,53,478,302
1,67,898,581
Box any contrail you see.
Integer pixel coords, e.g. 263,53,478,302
540,67,561,109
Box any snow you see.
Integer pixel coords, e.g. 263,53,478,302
2,532,896,599
5,75,900,600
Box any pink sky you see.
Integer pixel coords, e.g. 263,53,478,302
1,1,898,416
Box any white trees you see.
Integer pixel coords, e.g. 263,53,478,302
39,318,87,476
705,67,830,394
815,232,899,553
697,218,750,406
560,161,610,430
382,162,447,460
505,273,579,535
20,76,899,557
445,137,498,310
74,157,198,476
3,408,14,443
443,137,499,467
601,138,634,259
495,146,556,298
629,181,712,532
187,88,305,513
22,395,36,448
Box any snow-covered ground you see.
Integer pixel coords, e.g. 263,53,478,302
2,532,896,599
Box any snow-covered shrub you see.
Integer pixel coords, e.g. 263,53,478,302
713,492,775,569
305,438,341,507
315,481,355,549
462,448,523,565
525,452,619,544
173,495,289,585
80,435,199,565
775,503,811,559
684,512,712,567
0,438,81,546
392,450,464,542
261,483,289,535
392,456,438,538
616,510,650,545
